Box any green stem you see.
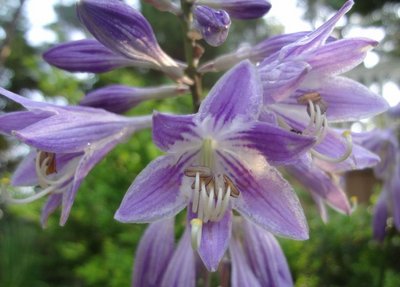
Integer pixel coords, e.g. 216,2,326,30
180,0,203,112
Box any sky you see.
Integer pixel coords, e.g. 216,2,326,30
20,0,400,107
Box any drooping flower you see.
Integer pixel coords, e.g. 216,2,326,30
356,129,400,241
115,61,316,271
0,88,152,226
252,0,388,182
79,84,189,114
45,0,188,83
134,216,292,286
132,218,176,287
42,39,136,73
192,5,231,47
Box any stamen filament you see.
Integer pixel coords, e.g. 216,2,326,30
311,131,353,163
192,172,200,212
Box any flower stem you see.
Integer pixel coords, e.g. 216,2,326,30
180,0,203,112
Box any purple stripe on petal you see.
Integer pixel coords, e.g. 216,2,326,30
229,235,261,287
14,111,129,153
188,208,232,272
242,220,293,287
41,193,62,228
152,112,199,152
133,218,175,287
160,229,196,287
60,132,129,226
228,122,315,165
0,110,53,135
198,61,262,125
251,32,329,63
43,39,131,73
279,0,354,58
306,38,378,77
80,84,187,114
219,151,308,239
115,154,193,223
77,0,181,77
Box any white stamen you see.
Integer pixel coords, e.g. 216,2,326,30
217,186,231,220
190,218,202,250
192,172,200,213
198,183,207,220
3,185,61,205
311,131,353,163
203,187,214,223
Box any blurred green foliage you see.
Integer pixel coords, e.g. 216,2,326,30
1,1,400,287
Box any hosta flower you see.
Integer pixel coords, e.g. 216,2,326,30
199,32,322,73
256,0,388,168
45,0,187,82
79,84,189,114
195,0,271,20
357,129,400,241
192,6,231,47
0,88,151,226
115,61,316,271
133,217,291,287
133,218,176,287
43,39,135,73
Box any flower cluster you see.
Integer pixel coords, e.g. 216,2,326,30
0,0,392,285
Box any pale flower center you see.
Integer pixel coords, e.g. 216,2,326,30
185,138,240,250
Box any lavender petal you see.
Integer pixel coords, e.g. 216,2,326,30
114,155,190,223
43,39,131,73
133,218,175,287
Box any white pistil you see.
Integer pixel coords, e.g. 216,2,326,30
311,130,353,163
217,186,231,220
190,218,203,250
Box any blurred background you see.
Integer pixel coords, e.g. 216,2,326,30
0,0,400,286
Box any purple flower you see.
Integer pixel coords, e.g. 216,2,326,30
195,0,271,20
115,61,315,271
193,6,231,47
79,84,189,114
199,32,322,73
0,88,151,226
132,218,176,287
230,218,293,287
45,0,187,82
258,0,388,122
135,216,292,286
357,129,400,241
43,39,134,73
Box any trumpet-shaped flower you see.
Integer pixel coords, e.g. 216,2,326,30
133,216,292,286
0,88,151,226
44,0,187,82
79,84,189,114
357,129,400,241
115,61,316,271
